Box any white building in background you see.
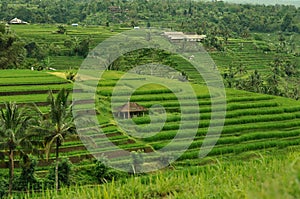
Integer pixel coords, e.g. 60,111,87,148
163,32,206,42
9,18,28,24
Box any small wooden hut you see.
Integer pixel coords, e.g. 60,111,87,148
114,102,148,119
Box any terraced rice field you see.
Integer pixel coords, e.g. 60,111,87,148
0,70,75,168
74,70,300,168
0,70,72,110
1,69,300,171
0,70,153,170
210,38,296,75
10,25,129,70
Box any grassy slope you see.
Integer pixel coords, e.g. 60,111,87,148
0,70,71,104
20,149,300,199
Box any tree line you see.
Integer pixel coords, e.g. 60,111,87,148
0,0,299,34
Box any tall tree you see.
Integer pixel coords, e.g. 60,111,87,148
0,102,35,196
281,14,292,32
247,70,264,93
34,89,75,192
0,34,26,69
0,24,5,34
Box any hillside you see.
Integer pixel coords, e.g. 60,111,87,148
1,70,300,171
5,24,299,99
0,0,299,197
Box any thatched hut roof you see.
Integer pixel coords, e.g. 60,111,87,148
114,102,147,113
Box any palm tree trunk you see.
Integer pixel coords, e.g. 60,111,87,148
8,148,14,197
55,138,59,193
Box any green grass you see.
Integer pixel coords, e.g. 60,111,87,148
0,76,67,86
18,150,300,199
0,84,73,93
0,16,299,199
0,48,299,199
0,70,53,78
49,56,85,70
0,70,72,105
0,70,68,86
0,94,54,103
11,25,123,46
1,18,299,198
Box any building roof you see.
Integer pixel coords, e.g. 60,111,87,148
164,32,185,36
114,102,148,113
9,18,28,24
185,35,207,40
163,31,206,41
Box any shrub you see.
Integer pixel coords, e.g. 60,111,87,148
45,158,72,189
65,70,77,82
253,34,263,41
93,156,126,183
93,157,110,183
14,156,41,191
0,176,7,199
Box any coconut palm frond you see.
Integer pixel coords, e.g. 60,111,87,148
44,133,63,160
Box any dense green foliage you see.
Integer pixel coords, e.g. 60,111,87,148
36,89,75,192
13,157,40,191
0,0,299,34
0,29,26,69
0,102,38,196
0,24,123,70
45,158,72,189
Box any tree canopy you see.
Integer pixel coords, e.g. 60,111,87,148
0,0,299,34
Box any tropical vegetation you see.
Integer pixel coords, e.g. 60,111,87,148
0,0,299,198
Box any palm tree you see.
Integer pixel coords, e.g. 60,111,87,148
42,57,54,70
223,65,236,88
0,102,35,196
236,63,247,75
247,70,264,93
266,74,281,95
34,89,75,192
56,25,66,34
